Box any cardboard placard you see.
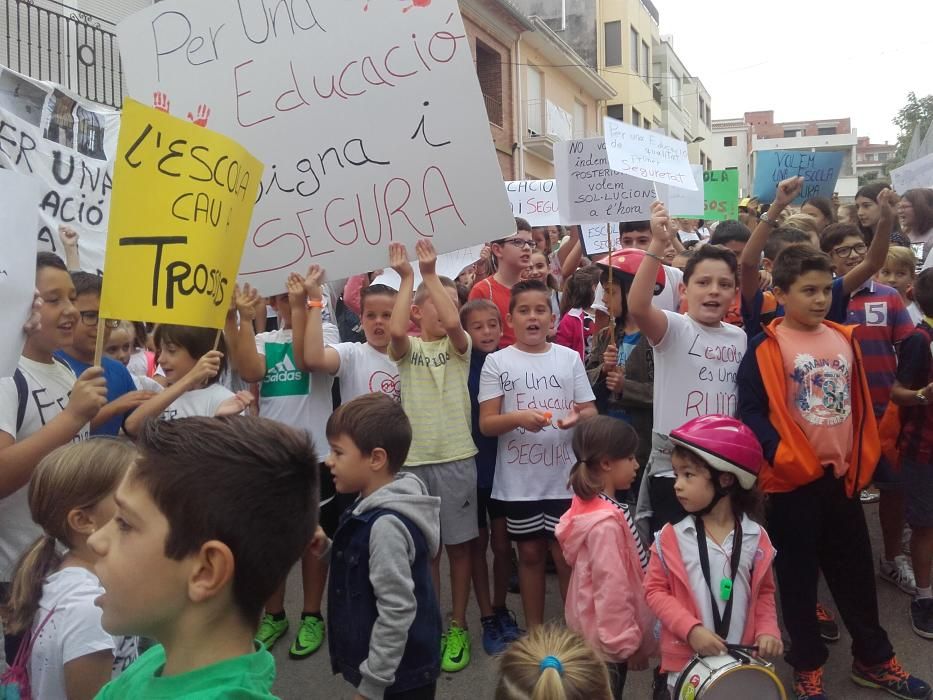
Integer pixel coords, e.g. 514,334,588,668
579,222,621,256
703,169,740,221
505,180,559,226
890,152,933,193
602,117,697,191
656,164,704,217
752,150,843,204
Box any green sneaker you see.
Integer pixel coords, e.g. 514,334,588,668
289,614,325,659
441,623,471,673
255,613,289,650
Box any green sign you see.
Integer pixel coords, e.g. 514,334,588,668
703,170,740,221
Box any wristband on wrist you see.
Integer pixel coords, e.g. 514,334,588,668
307,299,325,309
644,251,665,263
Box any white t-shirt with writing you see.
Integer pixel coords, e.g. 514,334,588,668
333,342,400,402
0,358,88,581
651,310,747,439
160,383,234,422
30,566,138,699
478,344,595,501
256,326,339,454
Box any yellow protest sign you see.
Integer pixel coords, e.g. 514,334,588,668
100,98,263,329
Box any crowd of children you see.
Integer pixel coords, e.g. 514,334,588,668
0,178,932,700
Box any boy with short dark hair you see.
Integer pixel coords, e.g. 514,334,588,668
708,220,752,256
890,268,933,638
323,393,442,699
738,244,930,699
55,271,151,436
390,240,478,672
89,415,319,698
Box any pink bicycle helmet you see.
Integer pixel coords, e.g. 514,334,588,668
669,415,762,490
594,248,666,296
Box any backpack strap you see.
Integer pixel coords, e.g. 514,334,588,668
13,369,28,435
4,606,56,676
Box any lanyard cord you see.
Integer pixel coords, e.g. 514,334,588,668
695,515,743,639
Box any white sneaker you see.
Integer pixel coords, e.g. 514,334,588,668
902,526,912,556
879,555,916,595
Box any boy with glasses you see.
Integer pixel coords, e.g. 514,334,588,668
469,217,535,348
55,272,154,436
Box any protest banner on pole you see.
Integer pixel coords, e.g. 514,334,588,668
117,0,514,294
554,138,657,225
890,152,933,193
579,223,621,256
0,67,120,274
0,170,42,377
702,169,740,221
98,99,263,329
656,165,704,217
752,150,843,204
370,243,483,291
505,180,559,226
602,118,697,191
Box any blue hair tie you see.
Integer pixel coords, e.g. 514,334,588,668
539,655,563,675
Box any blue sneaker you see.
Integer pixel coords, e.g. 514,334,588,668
851,656,932,699
480,615,507,655
494,607,524,643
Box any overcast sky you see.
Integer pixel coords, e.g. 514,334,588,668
653,0,933,144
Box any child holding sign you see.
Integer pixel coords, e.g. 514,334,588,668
389,240,478,673
628,203,747,541
478,279,596,629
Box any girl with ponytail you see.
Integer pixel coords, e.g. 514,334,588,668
3,438,137,699
554,417,656,698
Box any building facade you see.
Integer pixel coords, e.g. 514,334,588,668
856,136,896,184
652,38,712,169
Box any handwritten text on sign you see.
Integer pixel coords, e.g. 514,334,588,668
99,99,262,329
117,0,514,294
752,150,843,204
703,170,740,221
505,180,559,227
602,118,697,191
554,138,656,224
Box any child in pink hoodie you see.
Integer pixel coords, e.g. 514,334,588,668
644,415,783,697
555,416,656,699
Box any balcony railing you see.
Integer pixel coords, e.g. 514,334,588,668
2,0,123,108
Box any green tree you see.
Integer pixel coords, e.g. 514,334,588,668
891,91,933,169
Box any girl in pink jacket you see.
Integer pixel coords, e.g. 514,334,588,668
644,415,783,696
555,416,656,699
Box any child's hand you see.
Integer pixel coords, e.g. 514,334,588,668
309,526,329,557
185,350,223,388
755,634,783,658
601,344,619,374
215,390,254,417
235,283,260,319
22,290,42,336
389,242,413,278
109,390,157,414
877,187,896,220
606,367,624,394
303,264,325,301
556,403,584,429
772,176,804,210
758,270,772,291
515,409,550,432
687,625,727,656
58,224,79,248
415,239,437,275
650,201,672,245
287,272,307,308
67,367,109,422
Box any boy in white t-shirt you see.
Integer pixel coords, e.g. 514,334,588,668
301,266,399,402
224,274,343,660
478,279,596,629
0,253,106,591
629,202,748,541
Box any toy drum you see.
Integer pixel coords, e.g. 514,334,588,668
673,648,786,700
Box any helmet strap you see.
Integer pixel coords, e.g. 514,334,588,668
692,471,733,517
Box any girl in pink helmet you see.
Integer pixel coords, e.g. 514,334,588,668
643,414,784,695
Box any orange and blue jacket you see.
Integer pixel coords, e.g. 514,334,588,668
737,318,880,496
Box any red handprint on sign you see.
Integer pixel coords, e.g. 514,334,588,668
153,91,170,113
187,104,211,128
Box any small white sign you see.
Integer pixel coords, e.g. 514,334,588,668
602,117,697,191
579,223,621,256
891,152,933,193
0,170,42,377
505,180,560,226
656,165,704,217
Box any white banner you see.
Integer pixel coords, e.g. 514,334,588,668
117,0,514,294
554,138,656,224
656,164,704,217
0,67,119,274
891,152,933,193
0,170,41,377
505,180,559,226
602,117,696,191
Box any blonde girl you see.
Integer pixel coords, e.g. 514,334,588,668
3,439,138,699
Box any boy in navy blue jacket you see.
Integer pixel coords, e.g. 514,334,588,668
322,393,442,699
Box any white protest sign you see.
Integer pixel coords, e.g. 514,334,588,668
890,152,933,193
0,67,119,274
505,180,559,226
602,117,697,191
117,0,514,295
656,164,704,217
370,244,483,291
579,223,621,256
0,170,42,377
554,138,657,224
